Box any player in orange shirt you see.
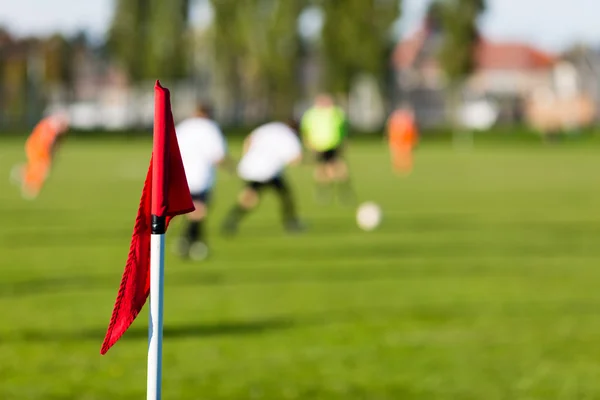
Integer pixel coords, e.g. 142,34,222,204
11,112,70,199
386,105,418,175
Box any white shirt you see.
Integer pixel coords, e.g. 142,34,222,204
175,117,227,193
237,122,302,182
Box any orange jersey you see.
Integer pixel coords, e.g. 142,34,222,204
26,117,61,156
387,111,418,148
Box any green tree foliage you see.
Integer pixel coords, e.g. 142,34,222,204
108,0,149,81
108,0,189,80
0,33,46,125
43,35,72,86
428,0,485,128
145,0,190,79
320,0,400,96
108,0,402,121
241,0,304,118
435,0,486,82
210,0,304,120
210,0,247,122
0,28,11,92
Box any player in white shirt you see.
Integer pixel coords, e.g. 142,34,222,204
175,103,230,260
221,120,304,234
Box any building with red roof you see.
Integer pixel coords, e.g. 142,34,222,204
393,26,558,95
391,24,577,127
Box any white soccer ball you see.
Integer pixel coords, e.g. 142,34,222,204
356,202,382,231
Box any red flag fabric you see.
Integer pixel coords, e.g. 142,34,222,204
101,81,194,355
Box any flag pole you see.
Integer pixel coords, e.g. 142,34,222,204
100,81,194,396
147,216,166,400
147,79,169,400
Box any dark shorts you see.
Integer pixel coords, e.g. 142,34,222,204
191,190,211,204
316,147,341,163
244,176,288,192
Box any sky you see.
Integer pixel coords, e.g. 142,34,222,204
0,0,599,53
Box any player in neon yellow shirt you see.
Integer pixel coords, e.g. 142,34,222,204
301,93,355,204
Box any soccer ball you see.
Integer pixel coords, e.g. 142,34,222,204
356,202,382,231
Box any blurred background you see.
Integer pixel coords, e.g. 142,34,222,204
3,2,600,399
1,0,599,134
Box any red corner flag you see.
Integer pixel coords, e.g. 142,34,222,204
101,81,194,355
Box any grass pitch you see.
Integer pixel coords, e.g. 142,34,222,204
1,134,600,399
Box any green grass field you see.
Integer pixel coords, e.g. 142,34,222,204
1,135,600,399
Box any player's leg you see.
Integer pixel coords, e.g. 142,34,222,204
9,163,25,186
388,139,398,171
221,182,262,235
270,175,304,232
21,155,50,199
314,151,334,203
176,192,210,260
20,144,42,198
331,152,356,205
392,145,413,175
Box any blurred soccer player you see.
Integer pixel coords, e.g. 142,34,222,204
386,105,419,175
301,93,355,204
221,120,304,235
11,111,70,199
175,103,230,261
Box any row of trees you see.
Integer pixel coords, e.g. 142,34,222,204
0,31,89,127
0,0,486,128
430,0,486,126
108,0,402,119
107,0,485,107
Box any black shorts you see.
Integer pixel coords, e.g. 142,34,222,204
244,176,287,192
316,147,341,163
190,190,211,204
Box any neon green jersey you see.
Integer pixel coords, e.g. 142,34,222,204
301,106,347,151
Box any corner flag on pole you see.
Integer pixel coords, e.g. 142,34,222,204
101,80,194,356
